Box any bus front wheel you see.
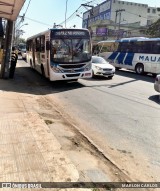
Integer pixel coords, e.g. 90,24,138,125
135,64,144,75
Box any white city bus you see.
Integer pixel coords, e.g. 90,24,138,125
26,28,92,81
94,37,160,76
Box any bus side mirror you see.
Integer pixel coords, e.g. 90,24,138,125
46,41,50,50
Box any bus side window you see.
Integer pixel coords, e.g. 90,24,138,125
117,43,121,52
101,45,108,53
119,42,126,52
143,42,151,53
132,42,138,53
128,42,134,53
35,37,40,52
46,41,50,51
40,36,45,52
152,41,160,54
156,44,160,54
27,40,32,51
26,42,29,51
111,42,118,52
93,45,100,55
133,42,142,53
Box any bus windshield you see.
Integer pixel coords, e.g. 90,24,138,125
51,38,91,63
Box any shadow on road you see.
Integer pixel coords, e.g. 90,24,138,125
82,70,155,89
115,69,155,83
85,75,112,81
0,66,85,95
148,95,160,104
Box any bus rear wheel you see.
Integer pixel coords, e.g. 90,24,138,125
30,60,33,68
41,65,45,77
135,64,144,75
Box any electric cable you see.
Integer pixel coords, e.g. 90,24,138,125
24,0,32,15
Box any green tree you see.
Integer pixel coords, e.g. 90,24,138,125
146,19,160,37
18,38,26,44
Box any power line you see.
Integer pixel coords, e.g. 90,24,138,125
57,0,103,27
19,1,105,29
21,0,32,22
58,5,82,26
24,0,32,15
16,0,32,29
25,16,52,27
57,1,99,26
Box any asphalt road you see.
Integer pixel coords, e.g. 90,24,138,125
47,70,160,182
16,59,160,182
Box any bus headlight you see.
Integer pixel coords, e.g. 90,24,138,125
84,63,91,71
51,66,62,73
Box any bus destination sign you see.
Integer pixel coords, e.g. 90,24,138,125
51,30,89,38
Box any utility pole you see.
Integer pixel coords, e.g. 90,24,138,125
0,20,14,78
81,3,94,16
114,9,125,39
81,3,94,30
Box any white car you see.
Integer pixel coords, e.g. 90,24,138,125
154,74,160,93
92,56,115,79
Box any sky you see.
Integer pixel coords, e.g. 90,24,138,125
18,0,160,40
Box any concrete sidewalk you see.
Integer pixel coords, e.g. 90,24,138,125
0,81,91,190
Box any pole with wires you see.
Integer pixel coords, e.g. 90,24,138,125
65,0,69,28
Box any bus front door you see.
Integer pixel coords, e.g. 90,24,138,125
32,43,36,68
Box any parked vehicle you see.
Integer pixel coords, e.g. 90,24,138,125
92,56,115,79
94,37,160,76
18,43,26,55
21,48,26,60
154,74,160,92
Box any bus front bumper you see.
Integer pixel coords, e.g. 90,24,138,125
49,71,92,81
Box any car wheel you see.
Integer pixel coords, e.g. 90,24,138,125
115,67,121,70
135,63,144,75
108,76,113,79
152,73,157,78
92,70,95,78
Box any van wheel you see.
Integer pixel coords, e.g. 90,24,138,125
135,64,144,75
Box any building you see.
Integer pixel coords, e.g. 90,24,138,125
82,0,160,42
0,0,25,78
147,7,160,25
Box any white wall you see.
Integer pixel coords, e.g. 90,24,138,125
110,0,148,26
82,0,160,28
